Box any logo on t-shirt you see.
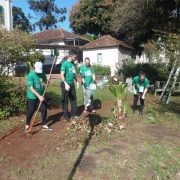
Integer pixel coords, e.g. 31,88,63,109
85,70,92,76
69,67,75,73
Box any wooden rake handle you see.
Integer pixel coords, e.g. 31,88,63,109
137,94,159,108
28,57,57,132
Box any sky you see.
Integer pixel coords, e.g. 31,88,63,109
12,0,77,32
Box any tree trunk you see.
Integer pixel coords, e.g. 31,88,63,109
166,67,180,104
117,99,122,120
159,59,177,102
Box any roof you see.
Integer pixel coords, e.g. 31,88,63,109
81,35,134,50
32,28,90,43
34,44,80,51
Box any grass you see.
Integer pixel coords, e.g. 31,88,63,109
1,81,180,179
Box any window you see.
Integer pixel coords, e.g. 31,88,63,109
97,53,102,63
0,6,4,25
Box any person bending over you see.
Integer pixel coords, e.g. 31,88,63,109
25,62,52,132
132,71,149,116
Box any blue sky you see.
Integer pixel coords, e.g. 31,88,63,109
12,0,77,32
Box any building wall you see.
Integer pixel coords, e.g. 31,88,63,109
83,47,119,76
0,0,13,30
83,46,132,76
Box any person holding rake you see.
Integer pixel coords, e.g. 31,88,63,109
132,71,149,117
25,62,52,132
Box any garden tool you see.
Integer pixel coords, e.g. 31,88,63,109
137,94,159,108
28,57,57,133
97,76,109,89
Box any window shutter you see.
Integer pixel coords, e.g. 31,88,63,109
51,49,54,57
54,49,59,57
0,6,4,25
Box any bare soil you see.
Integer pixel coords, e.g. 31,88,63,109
0,99,180,180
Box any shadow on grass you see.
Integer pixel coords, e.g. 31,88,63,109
67,113,105,180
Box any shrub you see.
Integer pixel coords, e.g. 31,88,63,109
93,64,111,76
0,75,27,119
121,62,169,79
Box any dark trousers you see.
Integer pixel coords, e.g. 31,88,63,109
26,98,47,125
133,92,144,113
61,82,77,118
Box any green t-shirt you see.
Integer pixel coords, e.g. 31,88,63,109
61,60,75,85
80,65,94,86
132,76,149,93
26,71,47,99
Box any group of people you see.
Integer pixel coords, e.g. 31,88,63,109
25,50,149,132
25,50,96,132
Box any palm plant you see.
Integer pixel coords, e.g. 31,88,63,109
109,81,128,119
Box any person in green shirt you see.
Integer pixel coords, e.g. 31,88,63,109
132,71,149,116
25,62,52,132
60,50,79,121
80,57,96,113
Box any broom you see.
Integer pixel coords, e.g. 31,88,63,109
28,57,57,133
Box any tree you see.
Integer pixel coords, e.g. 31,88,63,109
69,0,116,36
0,26,45,75
111,0,180,45
27,0,67,31
12,6,32,33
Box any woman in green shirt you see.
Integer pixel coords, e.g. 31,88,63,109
25,62,52,132
132,71,149,116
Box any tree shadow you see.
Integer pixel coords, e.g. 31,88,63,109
67,113,105,180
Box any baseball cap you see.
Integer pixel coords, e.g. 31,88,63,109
34,62,43,73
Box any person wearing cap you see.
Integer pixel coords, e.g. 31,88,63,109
25,62,52,132
80,57,96,113
132,71,149,116
61,50,79,121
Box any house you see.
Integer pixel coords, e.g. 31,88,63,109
81,35,134,76
0,0,13,30
32,28,90,66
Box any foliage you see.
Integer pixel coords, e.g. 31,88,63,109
93,64,111,76
12,6,32,33
27,0,67,31
69,0,116,36
121,61,169,79
108,81,129,118
0,76,27,119
0,26,45,75
111,0,180,46
81,34,98,41
108,81,128,101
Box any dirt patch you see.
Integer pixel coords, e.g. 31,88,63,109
78,155,96,173
141,124,180,142
95,148,116,155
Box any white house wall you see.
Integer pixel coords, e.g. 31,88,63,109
83,47,132,76
0,0,13,30
83,47,119,76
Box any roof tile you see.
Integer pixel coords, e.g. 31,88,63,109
81,35,134,50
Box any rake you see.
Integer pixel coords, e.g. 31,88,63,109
28,57,57,133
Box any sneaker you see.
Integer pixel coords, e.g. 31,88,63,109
91,109,96,113
25,127,29,133
132,111,135,114
140,113,143,117
83,109,87,114
42,125,53,130
64,117,70,122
